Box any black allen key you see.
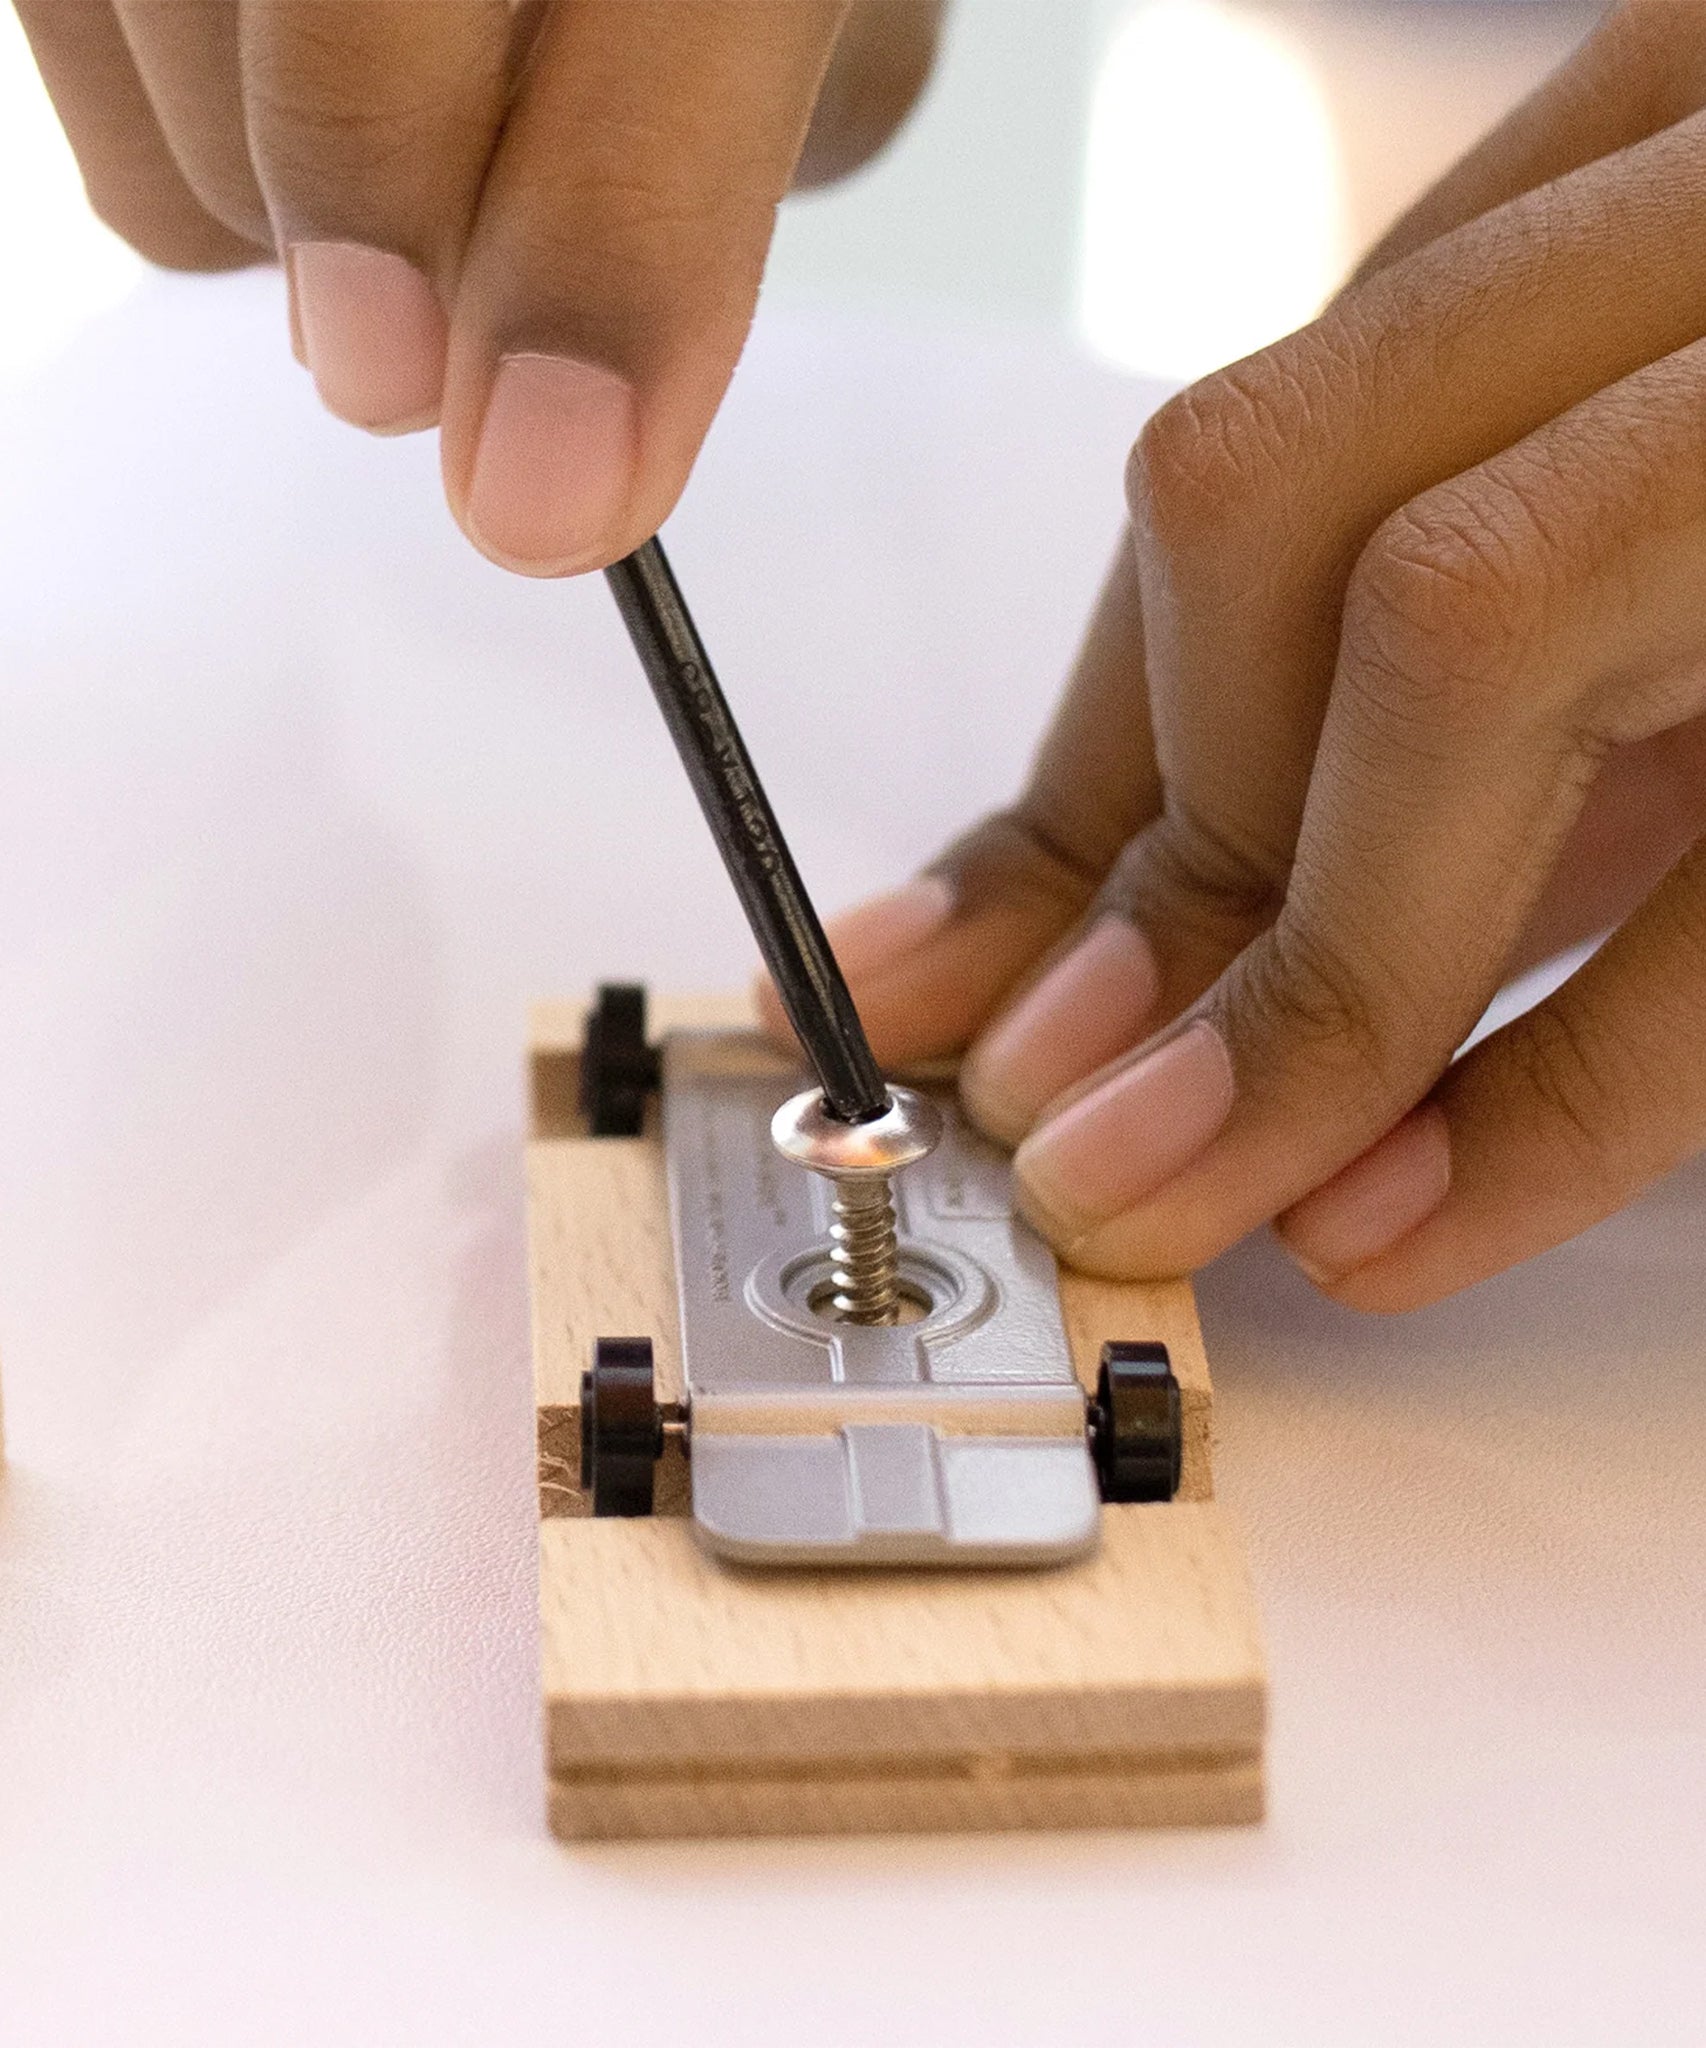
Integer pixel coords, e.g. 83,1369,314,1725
604,537,890,1126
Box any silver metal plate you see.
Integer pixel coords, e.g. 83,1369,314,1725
662,1036,1099,1567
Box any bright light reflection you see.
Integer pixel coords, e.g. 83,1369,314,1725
1078,0,1348,382
0,7,144,391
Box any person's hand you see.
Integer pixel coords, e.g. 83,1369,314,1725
762,0,1706,1311
15,0,941,571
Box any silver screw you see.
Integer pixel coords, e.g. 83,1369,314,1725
771,1085,944,1324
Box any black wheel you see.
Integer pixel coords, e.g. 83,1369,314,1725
1090,1341,1182,1503
580,983,660,1137
580,1337,661,1515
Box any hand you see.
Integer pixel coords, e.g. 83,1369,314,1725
15,0,941,571
762,0,1706,1311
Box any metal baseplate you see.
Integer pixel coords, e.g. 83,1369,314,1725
578,987,1181,1569
667,1036,1096,1565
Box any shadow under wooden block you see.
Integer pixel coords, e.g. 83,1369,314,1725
528,997,1266,1840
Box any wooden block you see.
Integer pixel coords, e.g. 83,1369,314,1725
529,998,1266,1839
543,1510,1263,1838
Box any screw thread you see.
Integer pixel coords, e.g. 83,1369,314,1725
828,1176,902,1324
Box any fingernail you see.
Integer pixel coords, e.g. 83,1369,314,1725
1277,1105,1451,1285
288,242,445,432
962,917,1158,1141
823,876,956,977
1016,1019,1235,1234
467,354,636,573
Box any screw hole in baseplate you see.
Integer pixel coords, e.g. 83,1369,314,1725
745,1240,994,1349
806,1275,934,1325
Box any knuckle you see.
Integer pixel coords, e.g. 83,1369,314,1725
1096,809,1288,1002
498,142,778,315
1012,779,1130,895
1127,369,1280,549
1344,483,1553,731
243,18,496,192
1235,913,1406,1087
1126,322,1350,552
940,804,1104,920
246,75,439,184
1112,804,1286,942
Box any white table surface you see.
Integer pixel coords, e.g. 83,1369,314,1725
1,271,1701,2047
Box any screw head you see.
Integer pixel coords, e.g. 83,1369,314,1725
771,1084,944,1178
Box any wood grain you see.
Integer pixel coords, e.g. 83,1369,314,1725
544,1507,1262,1765
529,999,1267,1839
